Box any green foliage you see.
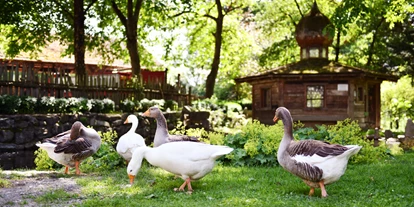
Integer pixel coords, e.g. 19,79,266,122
381,76,414,130
293,125,330,141
81,130,124,172
0,94,21,114
0,178,10,188
34,148,61,170
326,119,388,163
224,120,282,166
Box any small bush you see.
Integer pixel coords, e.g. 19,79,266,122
81,130,124,172
324,119,389,163
34,148,61,170
18,96,37,114
224,120,282,166
0,95,21,114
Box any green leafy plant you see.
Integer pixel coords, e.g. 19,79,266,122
18,96,37,114
81,130,124,172
34,148,61,170
326,119,388,163
0,94,21,114
224,120,282,166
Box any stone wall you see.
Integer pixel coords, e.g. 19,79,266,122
0,112,182,151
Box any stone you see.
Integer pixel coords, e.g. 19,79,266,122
405,119,414,138
384,130,394,138
0,118,14,128
0,130,14,142
15,129,34,144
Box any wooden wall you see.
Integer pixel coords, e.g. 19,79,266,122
251,78,381,128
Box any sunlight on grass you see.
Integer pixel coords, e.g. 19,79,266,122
67,152,414,206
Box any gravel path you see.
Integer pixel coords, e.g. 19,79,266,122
0,170,82,207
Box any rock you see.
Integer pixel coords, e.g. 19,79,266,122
15,129,34,145
0,130,14,142
0,118,14,128
384,130,394,138
405,119,414,138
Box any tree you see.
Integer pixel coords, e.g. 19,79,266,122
110,0,143,79
166,0,255,99
0,0,100,86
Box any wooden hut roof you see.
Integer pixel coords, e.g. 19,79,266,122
235,58,399,83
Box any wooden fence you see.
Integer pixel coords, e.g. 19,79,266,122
0,61,197,107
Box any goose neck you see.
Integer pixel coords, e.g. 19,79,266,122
128,120,138,134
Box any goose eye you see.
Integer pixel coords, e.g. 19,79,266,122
129,170,132,173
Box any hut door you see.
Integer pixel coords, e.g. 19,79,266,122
367,85,378,127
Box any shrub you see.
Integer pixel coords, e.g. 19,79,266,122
81,130,124,172
18,96,37,114
119,98,137,113
325,119,389,163
0,94,21,114
224,120,282,166
34,148,61,170
164,99,178,111
78,98,92,112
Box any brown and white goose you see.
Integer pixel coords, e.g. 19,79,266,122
142,106,199,147
273,107,361,197
36,121,101,175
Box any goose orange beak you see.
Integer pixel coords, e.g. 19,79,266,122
273,116,279,123
124,118,129,124
142,109,150,117
128,174,135,184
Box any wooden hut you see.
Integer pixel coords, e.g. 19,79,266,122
235,2,399,129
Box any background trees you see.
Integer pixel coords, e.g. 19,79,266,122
1,0,413,116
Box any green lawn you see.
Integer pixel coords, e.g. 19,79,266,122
36,152,414,206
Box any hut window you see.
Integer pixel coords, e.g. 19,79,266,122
306,85,324,108
355,87,364,102
261,88,271,107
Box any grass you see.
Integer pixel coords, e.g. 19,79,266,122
39,151,414,207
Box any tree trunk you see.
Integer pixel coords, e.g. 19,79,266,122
205,1,224,98
111,0,143,80
74,0,86,86
126,21,141,80
335,29,340,62
366,17,385,67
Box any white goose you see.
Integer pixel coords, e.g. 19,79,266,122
142,106,199,147
36,121,101,175
273,107,362,197
116,114,146,163
127,141,233,192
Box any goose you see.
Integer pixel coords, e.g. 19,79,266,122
116,114,146,163
273,107,361,197
142,106,199,147
36,121,101,175
127,141,233,192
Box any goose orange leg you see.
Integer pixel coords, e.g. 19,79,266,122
75,161,81,175
64,166,69,174
319,181,328,197
175,178,192,192
186,178,193,192
309,187,315,196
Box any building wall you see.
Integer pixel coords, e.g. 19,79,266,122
251,78,382,128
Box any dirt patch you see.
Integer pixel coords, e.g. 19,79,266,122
0,170,83,207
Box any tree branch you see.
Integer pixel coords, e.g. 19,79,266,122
111,1,127,28
294,0,303,17
133,0,144,21
84,0,98,14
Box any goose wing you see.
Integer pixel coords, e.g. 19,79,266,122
168,134,199,143
54,137,92,154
